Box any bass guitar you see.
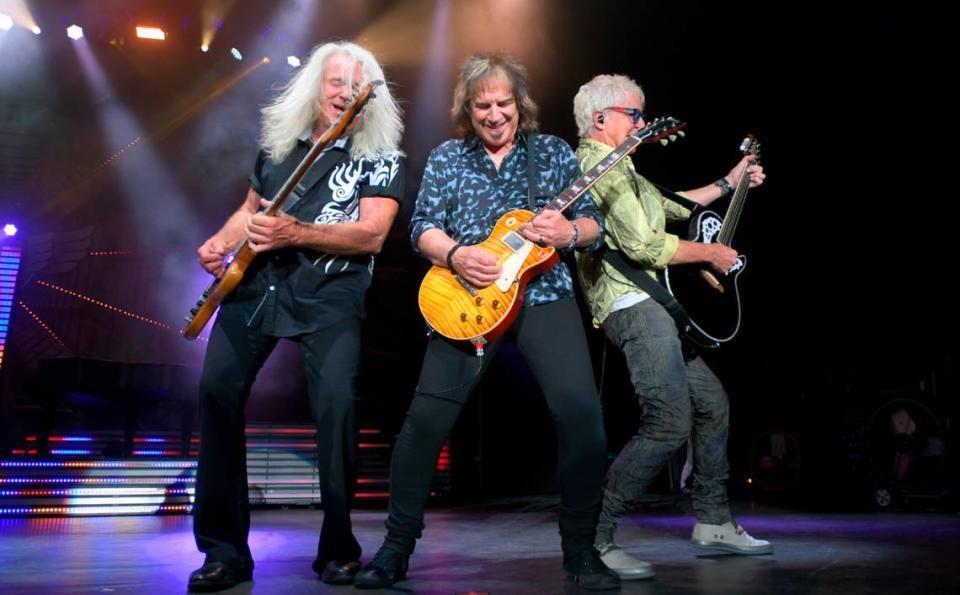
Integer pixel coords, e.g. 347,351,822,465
182,81,381,340
663,135,761,347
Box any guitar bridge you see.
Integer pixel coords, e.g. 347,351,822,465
455,273,478,296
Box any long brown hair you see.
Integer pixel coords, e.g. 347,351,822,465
451,51,539,138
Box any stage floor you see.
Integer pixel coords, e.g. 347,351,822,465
1,504,958,594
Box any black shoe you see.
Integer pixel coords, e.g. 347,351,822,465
187,561,253,593
564,548,621,591
317,560,362,585
354,547,409,589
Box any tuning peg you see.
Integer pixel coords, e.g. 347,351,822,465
660,138,669,146
677,130,686,137
668,134,678,142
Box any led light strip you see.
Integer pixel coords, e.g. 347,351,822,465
0,246,22,370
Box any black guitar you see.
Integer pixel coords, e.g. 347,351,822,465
663,135,760,347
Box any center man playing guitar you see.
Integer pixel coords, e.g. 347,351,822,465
188,42,404,592
573,74,769,580
355,52,619,591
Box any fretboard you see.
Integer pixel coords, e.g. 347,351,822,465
541,135,647,214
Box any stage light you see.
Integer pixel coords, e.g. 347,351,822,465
0,14,12,31
66,24,83,40
287,55,300,68
261,56,270,64
31,25,40,35
2,224,16,237
135,26,165,40
230,47,242,60
200,44,209,52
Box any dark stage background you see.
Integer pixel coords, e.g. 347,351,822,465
0,0,954,507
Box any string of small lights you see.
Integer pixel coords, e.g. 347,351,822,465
17,301,67,347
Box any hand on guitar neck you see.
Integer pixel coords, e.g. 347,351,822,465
245,198,304,253
518,209,576,248
728,154,765,190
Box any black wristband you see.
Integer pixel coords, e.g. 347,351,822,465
446,243,463,271
713,178,733,197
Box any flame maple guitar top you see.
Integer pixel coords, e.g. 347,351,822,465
418,209,559,342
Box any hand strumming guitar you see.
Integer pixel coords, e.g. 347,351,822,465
451,245,502,288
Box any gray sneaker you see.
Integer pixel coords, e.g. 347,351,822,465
691,521,773,555
595,543,655,580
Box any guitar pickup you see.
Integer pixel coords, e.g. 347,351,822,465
501,231,526,252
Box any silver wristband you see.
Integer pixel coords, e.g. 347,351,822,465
713,178,733,197
566,220,579,250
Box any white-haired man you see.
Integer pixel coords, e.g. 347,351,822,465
572,74,770,580
189,41,404,592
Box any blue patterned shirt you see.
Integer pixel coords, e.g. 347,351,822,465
410,134,604,306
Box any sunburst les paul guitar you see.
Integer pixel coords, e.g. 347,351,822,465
182,81,381,340
663,135,761,347
418,117,687,352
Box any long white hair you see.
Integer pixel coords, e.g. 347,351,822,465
573,74,645,139
259,41,404,162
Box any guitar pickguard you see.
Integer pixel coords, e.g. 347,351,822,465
698,215,723,243
496,231,533,292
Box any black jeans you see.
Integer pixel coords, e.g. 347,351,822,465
192,303,362,570
382,298,608,562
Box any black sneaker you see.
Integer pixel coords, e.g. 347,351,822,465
564,547,621,590
355,547,409,589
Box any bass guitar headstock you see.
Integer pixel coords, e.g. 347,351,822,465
740,134,761,163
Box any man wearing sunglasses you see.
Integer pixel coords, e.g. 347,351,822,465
572,74,769,580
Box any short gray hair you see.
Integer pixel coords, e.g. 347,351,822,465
572,74,645,138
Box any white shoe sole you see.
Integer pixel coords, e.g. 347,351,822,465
610,567,655,580
692,539,773,555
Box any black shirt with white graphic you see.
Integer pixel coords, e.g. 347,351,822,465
223,137,405,337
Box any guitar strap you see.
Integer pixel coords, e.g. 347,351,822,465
526,133,538,210
601,248,718,351
651,182,700,212
280,138,351,215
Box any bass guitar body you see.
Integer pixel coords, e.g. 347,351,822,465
663,209,746,346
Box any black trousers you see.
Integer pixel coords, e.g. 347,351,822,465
192,303,362,570
383,298,608,561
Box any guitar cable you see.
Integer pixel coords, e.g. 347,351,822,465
414,349,486,399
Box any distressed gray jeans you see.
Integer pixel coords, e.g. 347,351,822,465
597,299,732,545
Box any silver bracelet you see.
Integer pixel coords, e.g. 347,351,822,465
566,220,579,250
